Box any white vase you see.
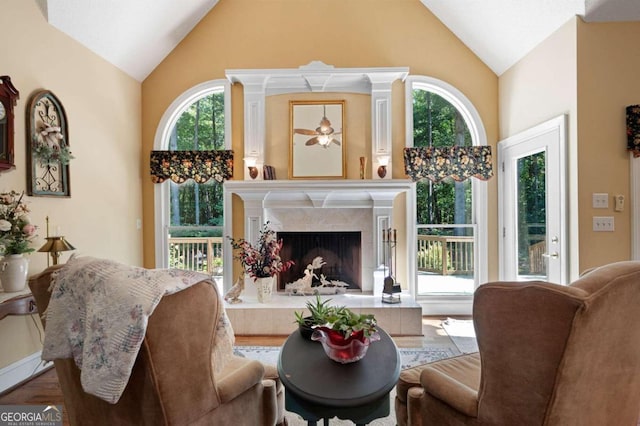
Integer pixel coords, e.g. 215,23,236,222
0,254,29,292
255,276,274,303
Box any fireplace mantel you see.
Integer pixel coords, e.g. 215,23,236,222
224,179,413,209
223,179,416,295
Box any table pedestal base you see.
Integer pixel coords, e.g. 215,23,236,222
285,390,390,426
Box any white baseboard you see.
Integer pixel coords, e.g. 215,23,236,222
0,351,52,393
418,296,473,316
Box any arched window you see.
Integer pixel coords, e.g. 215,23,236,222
405,76,488,299
153,80,231,279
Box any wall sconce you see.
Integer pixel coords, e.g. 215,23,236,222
244,156,258,179
377,155,390,178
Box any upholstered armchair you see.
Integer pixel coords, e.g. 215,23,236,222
396,261,640,426
29,265,286,426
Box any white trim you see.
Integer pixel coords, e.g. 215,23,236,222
631,152,640,260
404,75,489,291
0,351,52,393
152,80,231,268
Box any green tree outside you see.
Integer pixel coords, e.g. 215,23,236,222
169,92,225,238
413,89,472,234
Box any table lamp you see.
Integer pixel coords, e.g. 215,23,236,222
38,236,75,265
38,216,75,265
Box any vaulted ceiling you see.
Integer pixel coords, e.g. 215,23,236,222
36,0,640,81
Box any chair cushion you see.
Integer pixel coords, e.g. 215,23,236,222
396,353,480,404
419,352,481,417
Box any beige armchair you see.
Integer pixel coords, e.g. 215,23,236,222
29,265,285,426
396,260,640,426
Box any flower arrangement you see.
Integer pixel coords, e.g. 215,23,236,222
227,222,294,279
0,191,37,255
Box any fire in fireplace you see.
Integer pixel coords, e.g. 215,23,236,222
277,231,362,290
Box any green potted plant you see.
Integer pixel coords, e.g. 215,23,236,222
320,306,378,343
310,305,380,364
294,295,333,339
294,295,379,349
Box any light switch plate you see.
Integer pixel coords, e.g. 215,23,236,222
592,193,608,209
593,216,614,232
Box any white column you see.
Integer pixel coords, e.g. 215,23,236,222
368,73,402,180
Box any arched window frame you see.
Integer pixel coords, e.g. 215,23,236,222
404,75,489,288
153,79,232,268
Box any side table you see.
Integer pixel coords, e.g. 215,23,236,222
0,292,37,321
277,327,400,426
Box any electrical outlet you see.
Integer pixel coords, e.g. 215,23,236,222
593,216,614,232
592,193,609,209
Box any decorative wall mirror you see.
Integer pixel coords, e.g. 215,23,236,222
289,100,346,179
0,76,19,171
27,90,71,197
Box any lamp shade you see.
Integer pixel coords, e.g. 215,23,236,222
38,236,75,253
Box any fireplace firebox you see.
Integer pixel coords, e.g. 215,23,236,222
278,231,362,290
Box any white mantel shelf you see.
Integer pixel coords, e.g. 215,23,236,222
224,179,414,209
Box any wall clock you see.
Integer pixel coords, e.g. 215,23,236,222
0,76,19,171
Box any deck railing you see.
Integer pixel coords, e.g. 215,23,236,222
168,236,224,276
417,235,474,275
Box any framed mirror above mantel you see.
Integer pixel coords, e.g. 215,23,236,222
226,61,409,181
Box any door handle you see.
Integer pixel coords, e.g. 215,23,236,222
542,252,559,259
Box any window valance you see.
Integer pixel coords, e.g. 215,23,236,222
626,105,640,157
150,150,234,184
403,146,493,182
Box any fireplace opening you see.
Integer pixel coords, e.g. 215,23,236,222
278,231,362,291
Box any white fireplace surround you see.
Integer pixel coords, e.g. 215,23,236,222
223,180,416,295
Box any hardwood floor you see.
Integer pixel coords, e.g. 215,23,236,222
0,316,464,425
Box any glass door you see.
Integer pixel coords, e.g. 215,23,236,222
499,116,567,284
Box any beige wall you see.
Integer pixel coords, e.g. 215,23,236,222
0,1,142,370
141,0,500,281
499,18,580,280
500,17,640,277
576,20,640,270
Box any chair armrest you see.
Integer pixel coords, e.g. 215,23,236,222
216,356,265,403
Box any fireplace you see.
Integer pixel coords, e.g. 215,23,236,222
278,231,362,290
222,179,416,295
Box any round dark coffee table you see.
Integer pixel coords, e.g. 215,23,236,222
277,327,400,426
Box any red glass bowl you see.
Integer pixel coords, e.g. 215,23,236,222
311,328,380,364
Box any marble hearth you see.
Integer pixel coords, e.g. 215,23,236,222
224,292,423,336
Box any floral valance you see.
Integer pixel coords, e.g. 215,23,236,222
403,146,493,182
626,105,640,157
150,150,234,184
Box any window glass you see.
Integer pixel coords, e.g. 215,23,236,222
412,88,475,295
168,92,225,275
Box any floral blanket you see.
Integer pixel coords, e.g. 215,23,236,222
42,255,227,404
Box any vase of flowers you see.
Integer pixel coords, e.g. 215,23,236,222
228,222,294,303
0,191,37,292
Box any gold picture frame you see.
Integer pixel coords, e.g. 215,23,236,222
289,100,346,179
